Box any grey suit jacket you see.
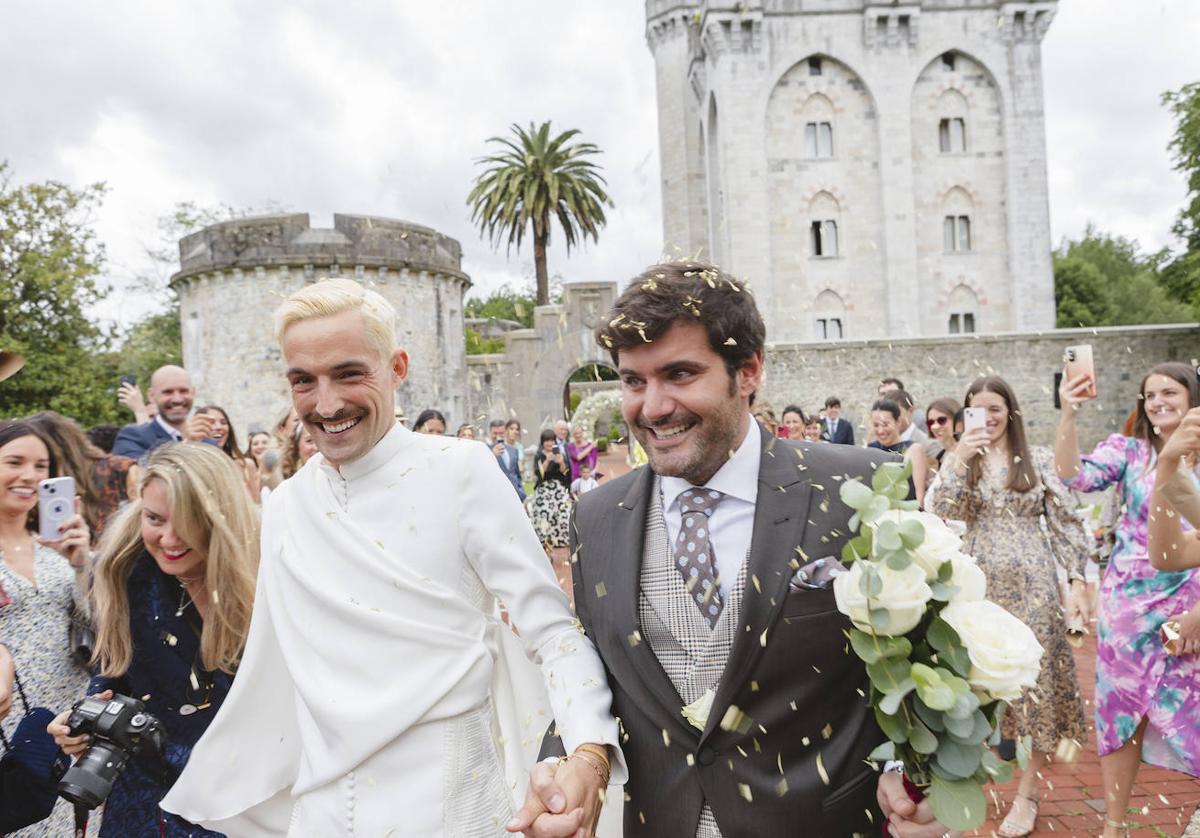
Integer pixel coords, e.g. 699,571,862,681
564,427,896,837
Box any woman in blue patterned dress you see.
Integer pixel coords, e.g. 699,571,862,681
50,443,259,837
0,421,93,838
1055,362,1200,838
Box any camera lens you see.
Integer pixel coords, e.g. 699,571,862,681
48,486,55,494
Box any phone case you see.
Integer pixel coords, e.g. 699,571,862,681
38,477,76,542
1063,345,1097,398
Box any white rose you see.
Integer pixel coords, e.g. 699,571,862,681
873,510,962,580
939,600,1043,701
834,560,932,637
947,552,987,602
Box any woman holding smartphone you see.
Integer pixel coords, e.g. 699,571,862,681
928,377,1089,837
49,442,259,837
0,421,92,837
1056,362,1200,837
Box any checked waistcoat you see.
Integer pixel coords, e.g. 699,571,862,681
637,478,749,838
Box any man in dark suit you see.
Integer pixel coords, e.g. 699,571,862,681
822,396,855,445
511,263,951,838
113,365,203,459
489,418,526,501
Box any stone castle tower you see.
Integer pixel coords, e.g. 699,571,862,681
646,0,1058,341
172,214,470,437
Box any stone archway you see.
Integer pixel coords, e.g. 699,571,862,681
563,362,620,421
570,389,625,445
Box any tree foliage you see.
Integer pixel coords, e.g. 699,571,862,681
467,121,611,306
1053,226,1186,328
0,161,121,424
1161,82,1200,317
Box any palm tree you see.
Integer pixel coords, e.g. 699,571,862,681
467,121,612,306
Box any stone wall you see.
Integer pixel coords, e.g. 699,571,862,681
172,213,470,439
762,323,1200,450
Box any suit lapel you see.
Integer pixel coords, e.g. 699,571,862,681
703,429,813,742
603,466,690,724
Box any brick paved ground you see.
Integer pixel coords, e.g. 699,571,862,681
550,445,1200,836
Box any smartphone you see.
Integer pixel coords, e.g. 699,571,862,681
1053,371,1063,410
119,374,136,388
38,476,76,542
963,407,987,433
1063,344,1097,399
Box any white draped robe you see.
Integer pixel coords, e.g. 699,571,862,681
162,424,623,836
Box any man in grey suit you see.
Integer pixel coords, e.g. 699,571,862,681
490,418,526,501
511,263,953,837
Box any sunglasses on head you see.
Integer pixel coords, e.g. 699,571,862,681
926,416,949,429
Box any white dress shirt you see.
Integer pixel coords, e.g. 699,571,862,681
155,414,184,441
660,417,760,597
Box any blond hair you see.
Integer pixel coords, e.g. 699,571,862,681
274,277,397,364
92,443,260,676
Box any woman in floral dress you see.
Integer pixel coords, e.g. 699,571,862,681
0,421,93,837
928,376,1089,838
529,429,571,548
1056,361,1200,838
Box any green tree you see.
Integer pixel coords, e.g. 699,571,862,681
0,161,121,425
464,283,537,328
1053,226,1185,327
1161,82,1200,317
467,121,612,306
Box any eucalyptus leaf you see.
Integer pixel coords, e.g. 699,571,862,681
928,773,987,831
943,711,976,740
936,560,955,583
866,657,911,694
859,564,884,597
868,740,896,762
875,521,902,551
933,737,983,779
840,480,874,511
848,512,861,532
868,608,891,632
910,663,955,711
877,678,916,715
861,494,891,524
896,499,920,511
927,619,972,677
929,581,957,601
898,518,925,549
981,748,1013,784
913,698,946,732
883,550,914,571
908,718,938,754
875,704,911,744
848,629,883,664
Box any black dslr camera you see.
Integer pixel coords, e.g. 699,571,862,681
57,694,167,809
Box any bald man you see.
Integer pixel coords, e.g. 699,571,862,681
113,365,199,459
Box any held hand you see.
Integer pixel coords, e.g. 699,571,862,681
492,442,507,459
1160,407,1200,468
877,772,958,837
1176,604,1200,656
954,428,989,464
0,645,14,721
507,757,604,837
185,413,215,443
1058,371,1095,413
1067,579,1091,628
117,381,148,419
48,690,113,756
38,497,91,567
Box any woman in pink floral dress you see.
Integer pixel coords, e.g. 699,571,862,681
1056,362,1200,838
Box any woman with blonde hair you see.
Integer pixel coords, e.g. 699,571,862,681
49,443,259,837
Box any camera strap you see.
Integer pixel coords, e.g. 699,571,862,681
72,803,88,837
0,671,32,751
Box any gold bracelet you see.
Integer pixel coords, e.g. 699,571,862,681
575,743,610,768
569,752,610,785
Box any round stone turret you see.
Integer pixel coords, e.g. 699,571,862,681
171,213,470,437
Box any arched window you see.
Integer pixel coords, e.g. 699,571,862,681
814,289,846,340
937,89,969,154
808,191,841,258
801,93,835,159
947,284,978,334
941,187,973,253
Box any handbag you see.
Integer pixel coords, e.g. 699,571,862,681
0,671,70,832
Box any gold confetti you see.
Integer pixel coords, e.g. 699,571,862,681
738,783,753,802
816,751,830,785
662,729,670,747
595,582,607,598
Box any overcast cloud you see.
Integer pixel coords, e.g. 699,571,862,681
1,1,1196,329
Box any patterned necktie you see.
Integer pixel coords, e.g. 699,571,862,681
675,487,725,628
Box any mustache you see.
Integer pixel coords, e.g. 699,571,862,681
636,412,698,430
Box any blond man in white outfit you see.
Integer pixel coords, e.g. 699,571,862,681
163,279,622,836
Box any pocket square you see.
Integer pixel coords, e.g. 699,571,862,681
789,556,844,590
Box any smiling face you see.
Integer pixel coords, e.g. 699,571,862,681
283,309,408,469
248,432,270,461
803,420,822,442
967,389,1010,447
148,367,195,427
505,422,520,444
782,410,804,439
0,434,50,519
200,409,229,447
926,409,953,445
554,420,569,441
572,425,585,444
618,321,760,486
871,410,901,447
141,477,206,580
1142,373,1191,435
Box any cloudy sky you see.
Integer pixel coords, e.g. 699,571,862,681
1,1,1197,329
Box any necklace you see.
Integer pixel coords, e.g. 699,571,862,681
176,585,192,618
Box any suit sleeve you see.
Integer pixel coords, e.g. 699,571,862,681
112,425,147,460
457,442,626,781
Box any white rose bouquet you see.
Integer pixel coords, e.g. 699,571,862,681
832,462,1044,831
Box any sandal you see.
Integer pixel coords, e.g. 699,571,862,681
997,793,1039,838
